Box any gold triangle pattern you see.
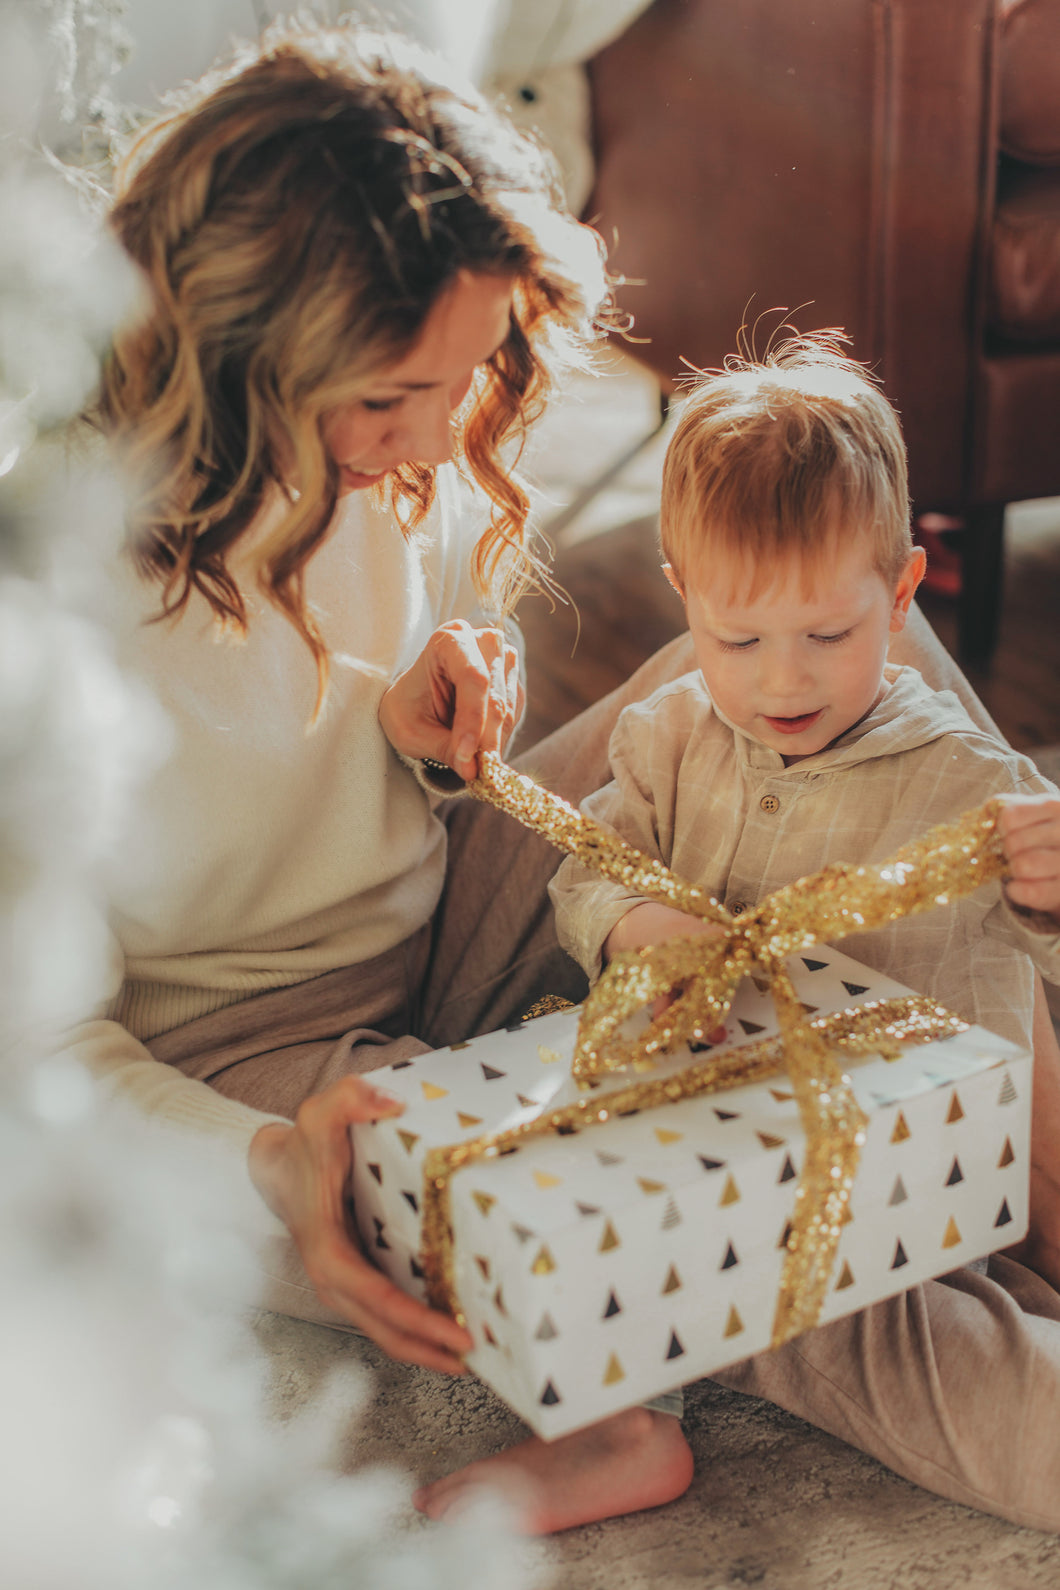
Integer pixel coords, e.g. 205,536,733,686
457,1111,483,1129
638,1177,666,1195
890,1111,911,1144
516,1094,537,1109
397,1129,420,1155
998,1136,1015,1168
942,1216,962,1249
946,1091,965,1124
770,1088,794,1102
724,1305,744,1338
835,1260,855,1291
603,1353,625,1386
720,1174,740,1206
655,1127,683,1146
757,1131,786,1150
472,1190,496,1217
421,1081,448,1101
662,1264,682,1294
599,1221,620,1252
531,1244,556,1275
533,1170,562,1190
474,1255,491,1281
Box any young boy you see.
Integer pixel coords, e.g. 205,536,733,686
416,338,1060,1536
553,339,1060,1056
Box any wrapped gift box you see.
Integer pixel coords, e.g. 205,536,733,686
350,944,1030,1440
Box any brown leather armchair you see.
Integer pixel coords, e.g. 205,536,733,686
585,0,1060,663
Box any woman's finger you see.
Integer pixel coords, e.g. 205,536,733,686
438,625,515,775
309,1236,472,1371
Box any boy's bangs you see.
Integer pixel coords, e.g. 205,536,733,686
672,465,895,599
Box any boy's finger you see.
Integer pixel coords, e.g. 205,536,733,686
1006,846,1060,882
1005,878,1060,914
999,797,1060,834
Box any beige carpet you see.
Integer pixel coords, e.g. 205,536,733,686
253,1309,1060,1588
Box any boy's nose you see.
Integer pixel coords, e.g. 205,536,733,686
759,650,812,699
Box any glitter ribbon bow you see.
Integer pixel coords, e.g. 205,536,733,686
422,753,1007,1347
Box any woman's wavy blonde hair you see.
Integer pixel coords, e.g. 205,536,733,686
92,22,608,707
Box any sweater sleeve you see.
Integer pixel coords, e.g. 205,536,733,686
548,699,677,980
62,1016,289,1239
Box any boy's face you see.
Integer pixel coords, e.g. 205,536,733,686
669,536,925,764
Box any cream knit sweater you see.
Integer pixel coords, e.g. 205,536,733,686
67,468,496,1163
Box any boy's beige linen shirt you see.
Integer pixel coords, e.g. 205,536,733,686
549,664,1060,1052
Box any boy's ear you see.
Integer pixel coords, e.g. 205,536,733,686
889,546,926,633
662,562,686,599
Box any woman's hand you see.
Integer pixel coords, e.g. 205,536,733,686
379,621,523,781
248,1076,472,1374
1000,794,1060,924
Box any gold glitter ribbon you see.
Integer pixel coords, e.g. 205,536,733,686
421,754,1007,1348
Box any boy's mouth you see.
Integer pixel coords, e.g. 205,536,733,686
762,710,824,735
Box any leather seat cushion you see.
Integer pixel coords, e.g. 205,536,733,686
989,163,1060,339
999,0,1060,165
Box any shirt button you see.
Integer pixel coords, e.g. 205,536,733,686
730,901,746,916
760,794,780,814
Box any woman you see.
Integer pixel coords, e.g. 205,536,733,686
80,22,609,1370
73,21,1060,1537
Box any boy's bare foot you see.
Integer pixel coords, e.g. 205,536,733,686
412,1406,693,1534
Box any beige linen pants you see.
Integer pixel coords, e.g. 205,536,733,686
149,615,1060,1534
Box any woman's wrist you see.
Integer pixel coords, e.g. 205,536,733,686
248,1120,294,1219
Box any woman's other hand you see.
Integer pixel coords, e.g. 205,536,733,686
379,620,523,781
248,1077,472,1373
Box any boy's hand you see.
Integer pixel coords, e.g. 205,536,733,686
605,903,727,1028
999,794,1060,923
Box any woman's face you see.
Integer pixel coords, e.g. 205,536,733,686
322,271,515,493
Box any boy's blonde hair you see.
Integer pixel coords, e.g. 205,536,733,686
660,333,911,593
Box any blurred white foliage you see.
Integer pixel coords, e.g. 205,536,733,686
0,7,532,1588
39,0,133,134
1,1071,523,1590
